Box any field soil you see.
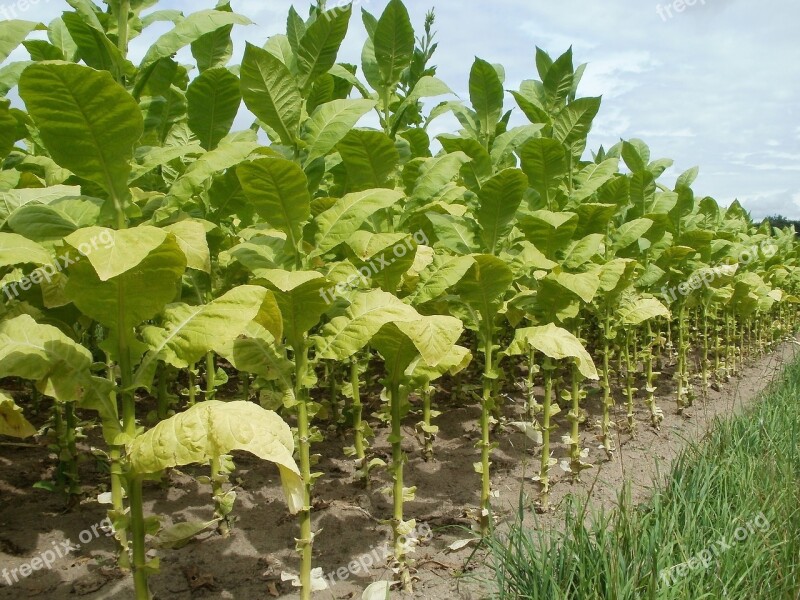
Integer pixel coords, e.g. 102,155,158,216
1,338,797,600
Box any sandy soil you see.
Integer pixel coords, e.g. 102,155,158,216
0,338,796,600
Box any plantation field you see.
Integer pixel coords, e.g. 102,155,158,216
1,1,799,599
1,339,796,599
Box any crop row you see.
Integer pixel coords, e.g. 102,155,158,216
1,1,798,598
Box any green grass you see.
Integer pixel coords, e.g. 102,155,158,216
482,356,800,599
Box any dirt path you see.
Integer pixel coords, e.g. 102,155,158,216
0,338,797,600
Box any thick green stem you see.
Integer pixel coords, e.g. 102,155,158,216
421,387,434,461
128,476,151,600
187,366,196,407
479,330,494,534
645,321,661,429
568,362,583,478
601,310,614,458
156,364,169,420
540,359,553,509
293,344,313,600
63,402,80,499
389,377,412,590
701,312,709,399
205,352,215,401
350,358,369,486
116,0,130,55
624,328,636,434
108,445,130,568
676,304,688,413
211,454,230,537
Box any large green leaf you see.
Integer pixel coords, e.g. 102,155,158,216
456,254,514,313
519,138,567,208
0,61,30,95
490,124,544,167
373,315,463,374
517,210,578,259
426,213,479,255
215,323,293,400
165,133,257,205
373,0,415,87
237,158,311,255
61,13,131,79
612,218,654,251
406,254,475,306
0,21,44,63
163,220,211,273
469,57,504,138
136,286,269,387
504,323,598,380
0,391,36,439
241,43,301,146
553,97,601,157
553,267,602,304
296,5,352,91
311,189,403,257
0,314,93,401
0,233,52,267
314,289,418,360
127,400,303,513
7,198,103,244
187,68,241,150
64,226,170,281
562,234,605,269
407,344,472,385
256,270,328,348
569,158,619,203
140,10,251,71
412,152,471,201
63,228,186,331
300,98,376,164
618,296,670,325
191,24,234,72
0,101,16,159
337,129,399,191
19,63,143,204
476,168,527,253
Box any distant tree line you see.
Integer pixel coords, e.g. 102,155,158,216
763,215,800,236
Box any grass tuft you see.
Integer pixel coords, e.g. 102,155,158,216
482,358,800,599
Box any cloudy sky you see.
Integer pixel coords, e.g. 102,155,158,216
9,0,800,218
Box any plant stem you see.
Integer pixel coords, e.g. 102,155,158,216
389,376,412,590
601,309,614,458
479,329,494,534
350,358,367,484
625,328,636,434
293,343,313,600
205,351,216,401
128,476,151,600
422,387,434,461
211,454,231,537
568,362,582,478
540,358,553,509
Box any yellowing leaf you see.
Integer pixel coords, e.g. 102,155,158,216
128,401,302,513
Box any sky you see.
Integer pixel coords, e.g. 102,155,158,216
5,0,800,219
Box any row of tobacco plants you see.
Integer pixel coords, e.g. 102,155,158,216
1,1,798,598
